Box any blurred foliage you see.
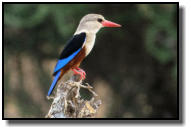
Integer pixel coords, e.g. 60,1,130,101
4,3,178,118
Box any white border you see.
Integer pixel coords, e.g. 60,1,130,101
1,0,191,133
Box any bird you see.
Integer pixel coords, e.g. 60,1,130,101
48,14,121,96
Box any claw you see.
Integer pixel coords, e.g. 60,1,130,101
72,67,86,80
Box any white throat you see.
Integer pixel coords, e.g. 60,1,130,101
84,33,96,56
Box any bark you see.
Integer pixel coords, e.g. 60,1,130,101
46,75,101,118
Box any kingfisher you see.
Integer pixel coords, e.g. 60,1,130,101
48,14,121,96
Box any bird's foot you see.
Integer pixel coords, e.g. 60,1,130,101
75,67,86,77
72,67,86,80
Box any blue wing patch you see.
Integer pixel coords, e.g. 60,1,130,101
53,48,81,74
48,70,61,96
49,32,86,95
53,32,86,75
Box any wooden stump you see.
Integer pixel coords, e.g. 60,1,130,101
46,75,101,118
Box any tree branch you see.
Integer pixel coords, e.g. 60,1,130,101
46,75,102,118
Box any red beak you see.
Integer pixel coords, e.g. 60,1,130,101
101,20,121,27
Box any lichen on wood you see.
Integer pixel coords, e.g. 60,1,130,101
46,75,101,118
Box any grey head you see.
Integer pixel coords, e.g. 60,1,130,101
74,14,121,35
75,14,105,34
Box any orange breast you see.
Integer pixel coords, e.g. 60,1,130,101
59,47,86,79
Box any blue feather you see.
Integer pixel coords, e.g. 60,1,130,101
48,70,61,96
53,48,81,74
49,33,86,95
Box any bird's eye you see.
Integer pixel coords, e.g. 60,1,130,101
97,18,103,23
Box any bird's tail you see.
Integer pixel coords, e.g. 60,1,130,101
48,71,61,96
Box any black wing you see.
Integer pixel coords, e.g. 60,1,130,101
53,32,86,75
59,32,86,59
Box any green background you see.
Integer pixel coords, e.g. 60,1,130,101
4,3,178,118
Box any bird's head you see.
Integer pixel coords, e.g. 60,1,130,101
75,14,121,34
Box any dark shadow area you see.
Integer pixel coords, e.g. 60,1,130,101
7,119,182,125
178,7,184,124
